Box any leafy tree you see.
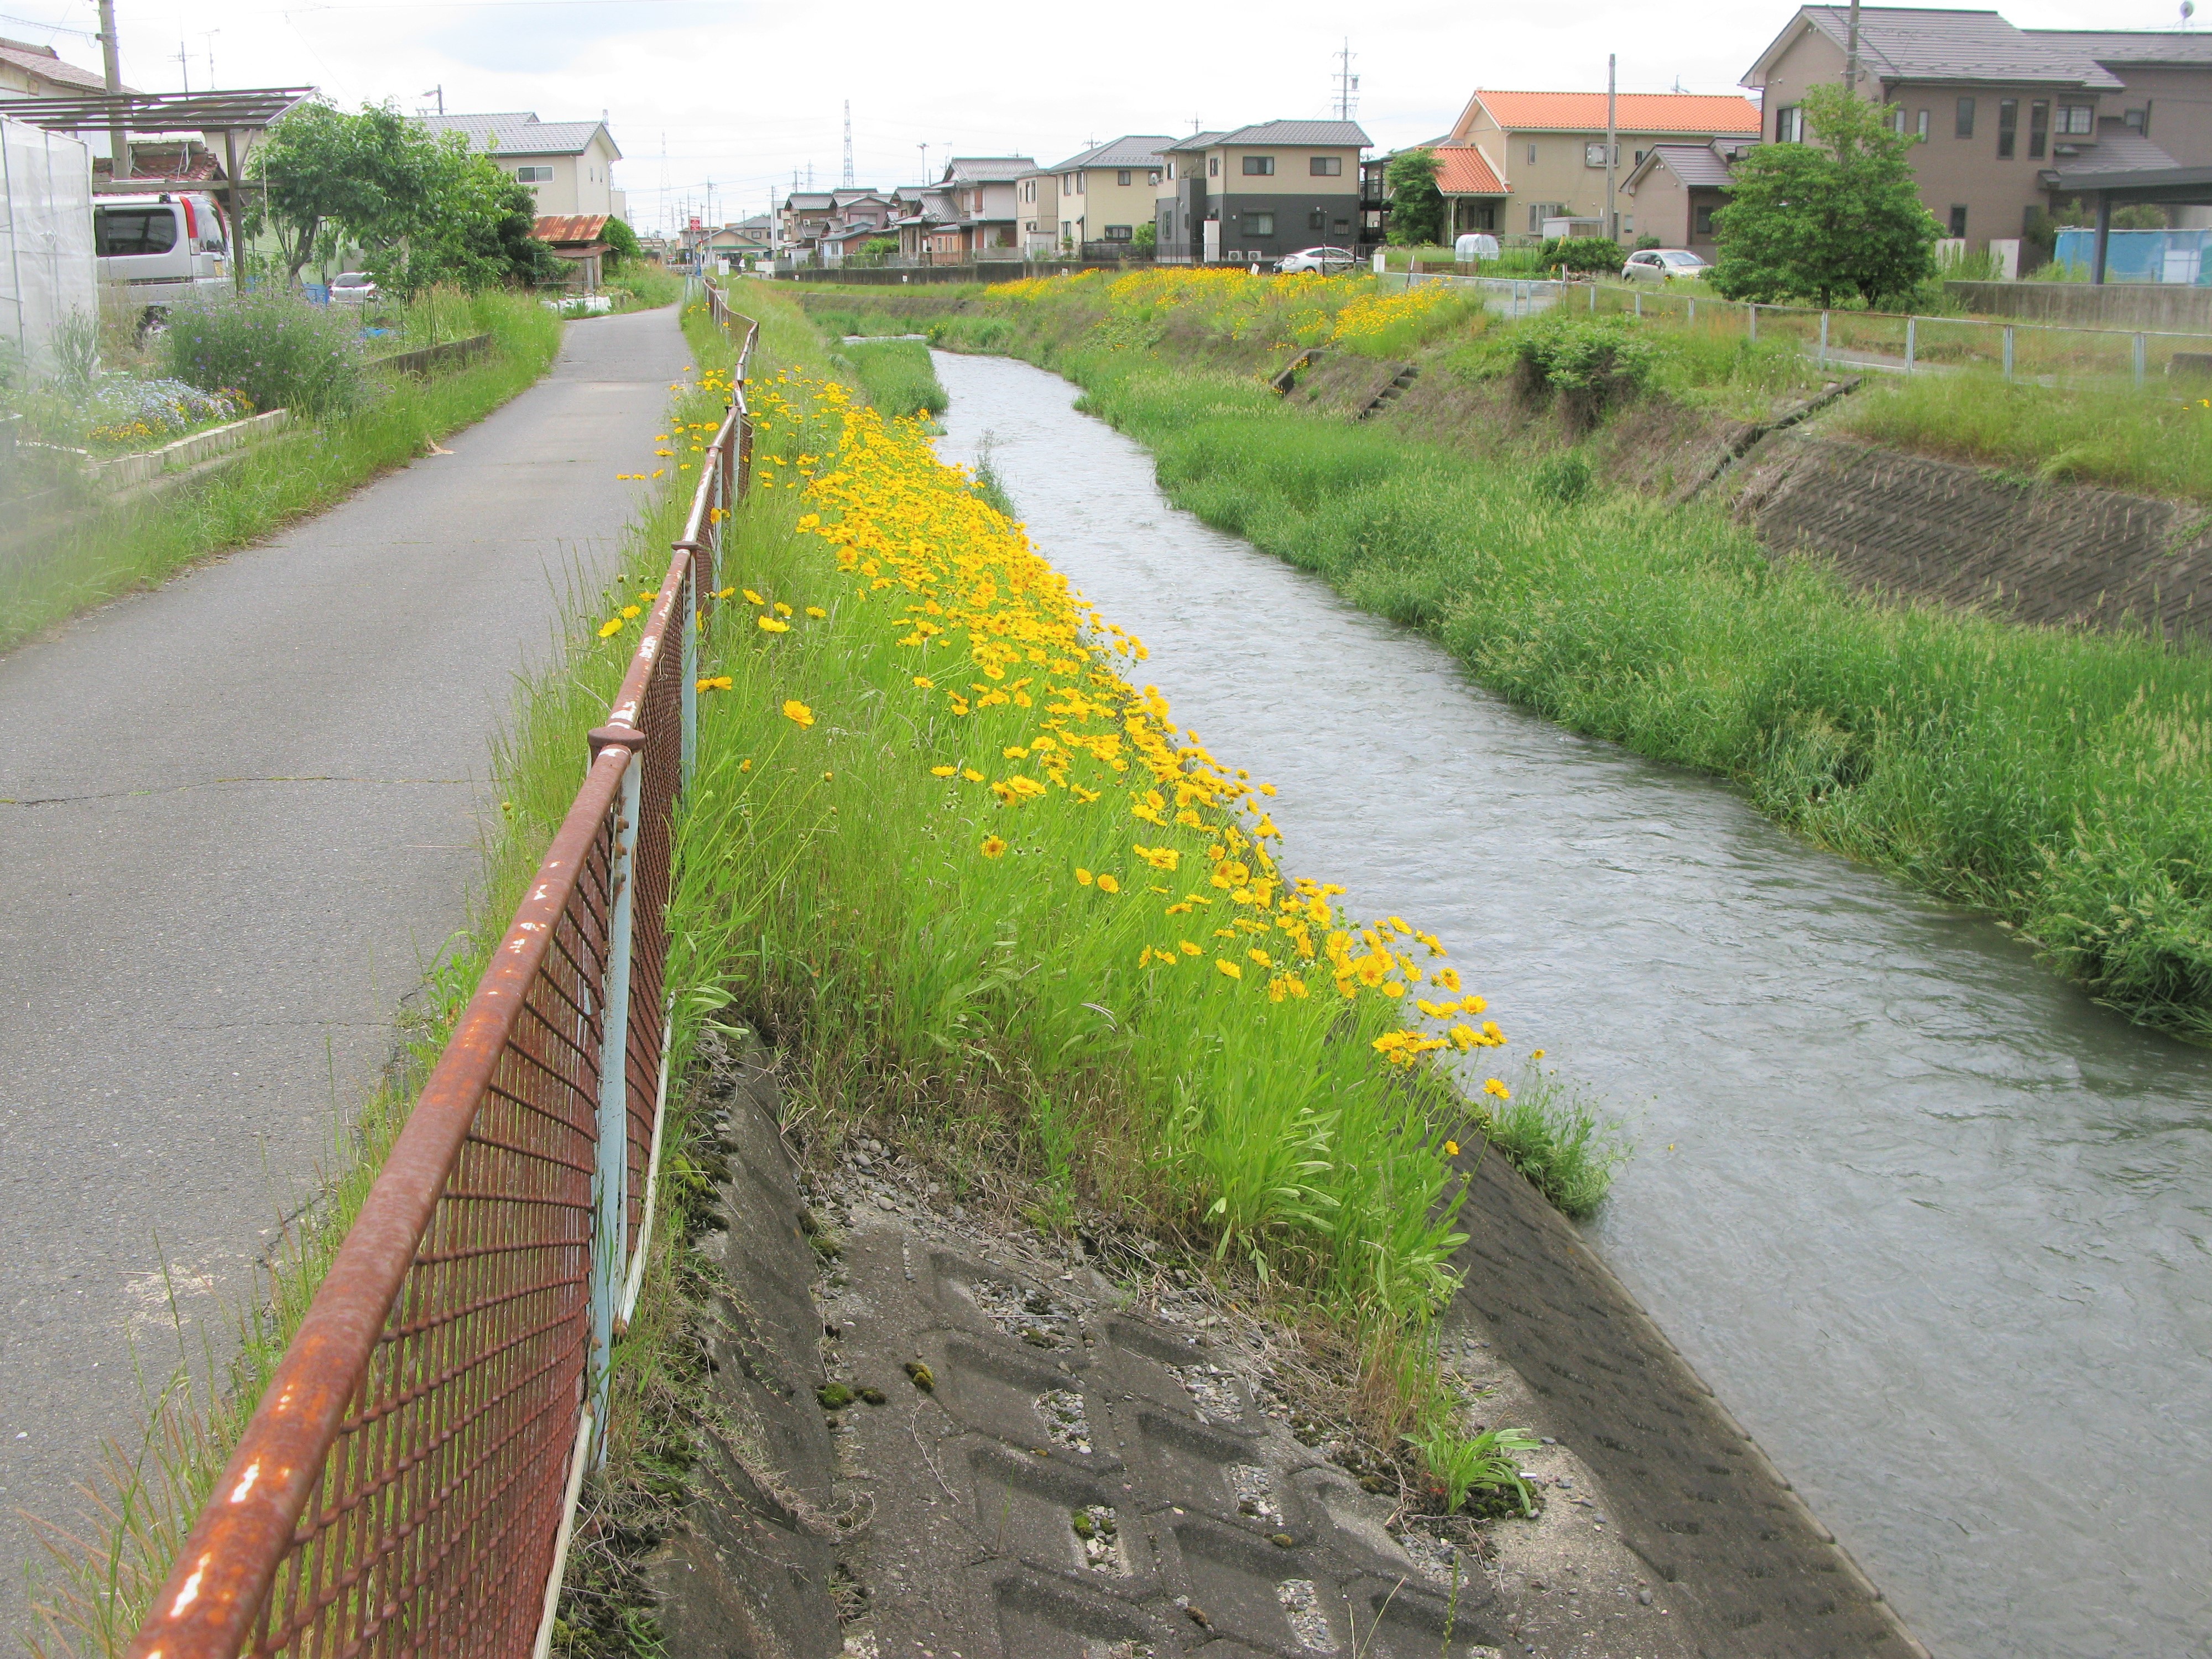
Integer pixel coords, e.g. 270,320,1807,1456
1384,148,1444,247
1710,82,1940,309
1131,221,1156,254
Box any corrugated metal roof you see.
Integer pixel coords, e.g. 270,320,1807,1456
533,213,609,244
1472,90,1760,135
417,111,617,157
1046,133,1176,171
1433,147,1505,194
1214,119,1371,147
1788,7,2124,88
2027,28,2212,66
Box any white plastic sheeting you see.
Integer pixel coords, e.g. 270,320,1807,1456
0,116,96,373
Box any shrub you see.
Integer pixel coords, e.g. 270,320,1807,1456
1509,312,1654,429
1538,236,1624,274
161,287,368,416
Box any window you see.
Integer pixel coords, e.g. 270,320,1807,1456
516,165,554,182
1887,104,1906,134
1775,105,1801,143
93,206,177,256
1117,169,1131,186
1956,97,1975,138
2030,100,2049,158
1148,169,1161,185
1208,155,1219,176
1634,149,1645,164
1694,203,1717,237
1243,211,1275,236
1585,141,1614,167
1917,108,1931,139
1948,204,1968,238
1310,154,1341,176
2126,107,2147,132
1309,206,1326,229
1103,224,1133,241
1241,154,1275,175
1526,142,1538,163
1166,160,1175,179
2059,104,2094,135
1997,97,2017,158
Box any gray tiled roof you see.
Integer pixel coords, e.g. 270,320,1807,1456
1045,133,1176,171
2027,29,2212,67
1792,7,2124,89
1647,142,1737,186
1161,131,1227,153
2043,129,2180,178
415,111,617,156
942,155,1034,183
0,40,112,92
1213,119,1371,147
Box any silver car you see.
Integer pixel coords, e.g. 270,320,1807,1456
328,270,379,305
1621,248,1709,283
1275,246,1357,275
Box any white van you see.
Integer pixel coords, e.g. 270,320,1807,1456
93,192,230,324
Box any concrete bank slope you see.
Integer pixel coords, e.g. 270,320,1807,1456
0,306,693,1637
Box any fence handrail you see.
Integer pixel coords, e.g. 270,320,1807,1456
127,291,763,1659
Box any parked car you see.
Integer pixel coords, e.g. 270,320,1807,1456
1621,248,1709,283
1275,246,1357,275
328,272,379,305
93,192,229,331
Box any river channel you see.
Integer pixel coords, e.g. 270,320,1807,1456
928,348,2211,1659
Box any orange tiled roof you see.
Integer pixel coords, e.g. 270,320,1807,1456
533,213,610,244
1470,91,1760,135
1433,146,1505,195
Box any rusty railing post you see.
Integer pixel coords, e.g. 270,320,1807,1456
583,726,644,1462
678,562,699,789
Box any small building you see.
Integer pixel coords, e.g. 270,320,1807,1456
1013,165,1059,254
1041,135,1172,255
416,111,624,221
533,213,609,289
1619,141,1752,258
1432,145,1509,237
1154,120,1369,264
938,156,1034,259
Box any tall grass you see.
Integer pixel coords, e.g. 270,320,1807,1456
833,337,947,418
1,290,562,654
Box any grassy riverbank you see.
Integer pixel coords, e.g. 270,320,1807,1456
905,270,2211,1039
2,289,563,655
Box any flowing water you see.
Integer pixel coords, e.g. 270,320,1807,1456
930,349,2212,1659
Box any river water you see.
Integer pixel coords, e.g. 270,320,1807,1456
930,349,2212,1659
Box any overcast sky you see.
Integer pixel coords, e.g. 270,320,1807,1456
0,0,2186,232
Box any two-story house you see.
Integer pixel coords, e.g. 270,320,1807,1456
932,156,1034,259
1427,89,1762,240
2025,31,2212,168
1014,166,1059,255
1153,121,1369,264
1743,7,2140,246
1039,135,1172,254
415,111,625,220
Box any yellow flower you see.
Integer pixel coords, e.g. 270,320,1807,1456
806,606,827,619
758,615,791,633
914,676,935,689
774,601,794,617
1247,947,1272,969
1076,867,1094,885
1433,966,1462,993
597,618,623,638
743,589,765,606
962,767,984,782
620,604,643,620
739,758,753,772
1531,1048,1546,1060
1096,873,1120,894
1215,958,1243,980
1484,1078,1511,1100
1443,1140,1460,1157
979,834,1009,858
696,675,732,692
1180,940,1201,956
782,700,815,728
1381,981,1406,998
931,765,958,777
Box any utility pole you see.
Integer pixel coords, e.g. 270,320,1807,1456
1334,39,1359,121
176,34,189,95
842,100,854,187
918,142,927,182
1606,54,1618,242
1844,0,1862,92
95,0,126,180
420,85,445,115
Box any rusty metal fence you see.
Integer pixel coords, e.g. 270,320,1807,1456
128,298,761,1659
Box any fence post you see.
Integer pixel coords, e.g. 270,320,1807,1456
1819,311,1829,366
1688,297,1697,325
1748,302,1758,341
583,731,644,1466
1633,290,1642,319
680,563,698,790
2134,332,2147,387
1905,316,1916,374
2004,325,2015,380
1589,282,1597,312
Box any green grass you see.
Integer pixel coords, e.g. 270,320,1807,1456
1840,370,2212,500
2,291,563,655
833,337,947,418
910,285,2212,1040
1475,1065,1630,1219
606,262,684,313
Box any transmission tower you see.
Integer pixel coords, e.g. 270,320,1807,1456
1333,39,1359,121
842,100,855,187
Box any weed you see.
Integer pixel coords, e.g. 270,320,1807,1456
1404,1418,1542,1515
1474,1067,1630,1219
834,337,947,419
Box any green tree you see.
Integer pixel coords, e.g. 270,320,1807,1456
601,215,641,268
1710,82,1940,309
1384,148,1444,247
1131,220,1157,254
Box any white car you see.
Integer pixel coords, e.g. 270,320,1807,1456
93,192,229,316
1275,246,1357,275
1621,248,1710,283
328,271,379,305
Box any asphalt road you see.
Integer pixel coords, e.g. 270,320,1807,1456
0,305,691,1639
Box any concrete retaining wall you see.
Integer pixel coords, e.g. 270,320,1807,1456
93,408,291,490
1947,280,2212,333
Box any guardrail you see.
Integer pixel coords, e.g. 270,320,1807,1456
126,298,761,1659
1396,268,2212,387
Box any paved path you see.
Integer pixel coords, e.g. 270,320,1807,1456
0,306,691,1636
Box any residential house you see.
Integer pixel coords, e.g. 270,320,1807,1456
0,36,125,171
415,111,625,221
777,191,836,255
893,186,959,262
1041,135,1172,254
1154,121,1369,264
1744,7,2157,247
822,190,898,263
1619,143,1750,258
939,156,1034,258
697,215,772,267
1014,166,1058,254
2025,31,2212,168
1431,90,1762,240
